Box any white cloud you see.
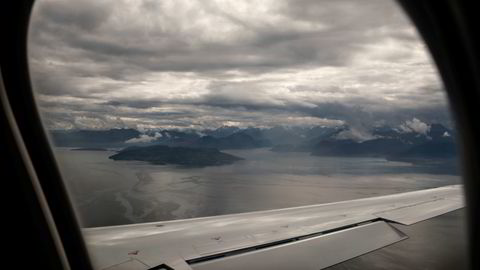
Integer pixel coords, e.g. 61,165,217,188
335,127,377,142
125,132,162,143
399,118,430,135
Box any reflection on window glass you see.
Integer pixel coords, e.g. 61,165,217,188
28,0,467,269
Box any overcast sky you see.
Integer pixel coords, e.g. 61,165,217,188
28,0,452,131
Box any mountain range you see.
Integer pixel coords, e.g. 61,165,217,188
49,122,457,162
50,128,141,148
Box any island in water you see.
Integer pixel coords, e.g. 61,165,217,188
71,147,108,151
109,145,243,167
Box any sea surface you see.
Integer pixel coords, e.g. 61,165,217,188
54,147,468,269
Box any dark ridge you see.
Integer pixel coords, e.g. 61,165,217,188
109,145,243,167
71,147,108,151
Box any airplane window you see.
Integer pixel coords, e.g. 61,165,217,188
28,0,467,269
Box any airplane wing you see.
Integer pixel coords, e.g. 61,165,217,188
83,184,464,270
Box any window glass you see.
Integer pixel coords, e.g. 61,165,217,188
28,0,467,269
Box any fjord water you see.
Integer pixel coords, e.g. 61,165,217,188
55,148,467,269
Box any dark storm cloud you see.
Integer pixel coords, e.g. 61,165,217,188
100,100,163,109
37,0,111,30
30,0,412,77
28,0,451,130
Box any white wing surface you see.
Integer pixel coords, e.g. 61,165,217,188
83,185,464,270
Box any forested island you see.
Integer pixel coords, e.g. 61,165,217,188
109,145,243,167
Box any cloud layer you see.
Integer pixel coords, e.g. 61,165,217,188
28,0,452,130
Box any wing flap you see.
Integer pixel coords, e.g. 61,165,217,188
374,195,465,225
190,221,407,270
